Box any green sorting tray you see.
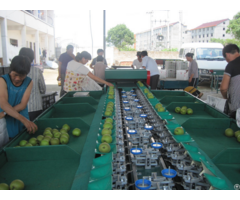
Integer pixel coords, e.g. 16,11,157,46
159,96,202,107
92,153,113,168
56,97,99,109
182,118,240,159
212,148,240,189
39,103,96,125
5,118,90,155
0,146,80,190
204,174,229,190
166,102,227,125
89,163,113,182
88,175,112,190
63,91,103,100
152,91,192,101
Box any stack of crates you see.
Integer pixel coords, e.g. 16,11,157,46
176,61,188,70
176,61,189,80
165,61,176,78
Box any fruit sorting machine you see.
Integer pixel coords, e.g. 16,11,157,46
0,69,239,190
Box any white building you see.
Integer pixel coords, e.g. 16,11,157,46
184,19,234,44
0,10,55,67
135,22,187,51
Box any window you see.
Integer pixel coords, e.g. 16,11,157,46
199,35,201,38
212,27,213,30
190,48,195,53
203,40,204,43
203,34,205,38
199,41,201,42
10,39,18,47
207,34,208,37
223,34,225,37
211,33,213,37
223,22,225,24
207,28,209,31
199,29,201,32
207,40,208,43
223,28,225,30
192,36,194,39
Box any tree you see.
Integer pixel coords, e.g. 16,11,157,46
210,38,240,49
227,12,240,40
106,24,135,50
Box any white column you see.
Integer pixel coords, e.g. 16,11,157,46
1,18,9,66
45,34,48,60
35,30,40,64
34,10,38,18
21,25,26,48
44,10,47,22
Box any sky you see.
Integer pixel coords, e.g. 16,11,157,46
54,9,239,56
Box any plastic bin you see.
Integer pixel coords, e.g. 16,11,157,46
63,91,103,101
41,92,57,111
56,97,99,109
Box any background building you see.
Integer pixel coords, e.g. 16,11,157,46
184,19,234,44
0,10,55,67
135,22,187,51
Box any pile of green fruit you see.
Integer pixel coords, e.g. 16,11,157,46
0,179,24,190
99,118,114,153
174,127,184,135
105,101,114,117
155,103,165,112
175,106,193,115
108,86,114,99
137,81,144,87
16,124,81,147
225,128,240,143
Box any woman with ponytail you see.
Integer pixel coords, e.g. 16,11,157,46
64,51,113,91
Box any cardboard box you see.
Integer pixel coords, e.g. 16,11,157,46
159,70,167,79
176,70,188,80
166,69,176,78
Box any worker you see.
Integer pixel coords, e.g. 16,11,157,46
131,52,142,69
0,56,38,148
92,55,108,87
220,44,240,119
57,45,75,97
141,51,159,90
19,48,46,121
185,53,203,98
64,51,113,92
90,49,108,69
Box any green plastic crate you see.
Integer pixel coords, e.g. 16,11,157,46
56,97,99,108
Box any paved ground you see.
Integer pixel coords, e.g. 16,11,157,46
43,69,223,102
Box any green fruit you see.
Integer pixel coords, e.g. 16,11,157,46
180,109,187,115
25,143,33,147
101,135,113,143
0,183,9,190
103,123,113,129
99,143,111,153
53,132,61,139
19,140,28,147
175,107,181,113
144,89,149,93
62,124,70,132
155,103,163,109
106,107,113,112
44,127,52,132
108,95,114,99
60,135,69,144
44,136,51,142
237,135,240,142
40,139,49,146
52,129,59,134
174,127,184,135
106,104,114,109
43,129,52,135
235,131,240,138
107,102,114,105
158,107,165,112
37,135,44,142
10,179,24,190
108,91,114,95
225,128,234,137
105,111,112,116
44,132,53,138
60,129,68,134
105,118,113,124
182,106,187,110
50,138,60,145
187,108,193,115
61,133,69,139
28,138,37,146
101,128,112,135
109,86,114,89
72,128,81,137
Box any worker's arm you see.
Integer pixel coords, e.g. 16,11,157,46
57,61,62,81
0,78,38,133
87,72,113,87
220,74,230,99
89,59,95,69
131,65,134,69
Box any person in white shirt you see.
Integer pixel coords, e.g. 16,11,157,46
141,51,160,89
64,51,113,91
131,52,142,69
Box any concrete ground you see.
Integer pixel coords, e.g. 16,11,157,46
43,69,223,102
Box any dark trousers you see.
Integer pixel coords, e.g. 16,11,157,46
29,110,43,121
60,73,67,97
189,78,200,96
150,75,159,90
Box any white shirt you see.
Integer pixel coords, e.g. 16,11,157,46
142,56,159,76
132,59,142,69
66,60,90,75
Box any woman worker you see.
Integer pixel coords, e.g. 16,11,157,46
185,53,203,98
64,51,113,92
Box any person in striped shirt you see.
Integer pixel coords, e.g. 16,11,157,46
19,48,46,121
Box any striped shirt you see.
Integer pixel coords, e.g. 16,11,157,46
27,66,46,112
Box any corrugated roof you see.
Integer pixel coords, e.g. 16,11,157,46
191,19,229,30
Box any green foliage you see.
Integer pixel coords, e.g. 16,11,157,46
161,48,178,52
106,24,135,49
210,38,240,49
226,12,240,40
119,46,136,51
